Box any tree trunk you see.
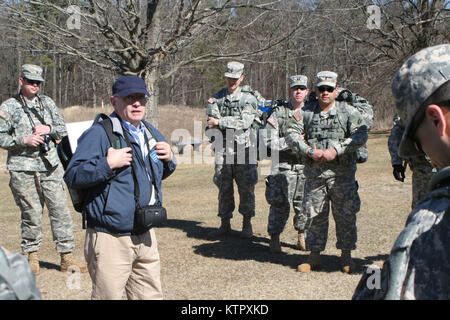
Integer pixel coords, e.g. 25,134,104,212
144,1,161,128
58,55,62,107
64,70,69,107
92,71,97,108
52,50,57,101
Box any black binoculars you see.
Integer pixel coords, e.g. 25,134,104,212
39,135,52,153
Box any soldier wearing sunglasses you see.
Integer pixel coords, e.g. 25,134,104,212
0,64,86,276
285,71,368,274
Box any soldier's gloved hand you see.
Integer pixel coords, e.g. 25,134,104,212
393,164,405,182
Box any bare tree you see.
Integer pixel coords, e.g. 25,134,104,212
2,0,305,126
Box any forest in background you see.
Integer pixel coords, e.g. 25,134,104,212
0,0,448,128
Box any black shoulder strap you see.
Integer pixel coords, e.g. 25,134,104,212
120,121,162,206
95,113,121,149
141,120,160,142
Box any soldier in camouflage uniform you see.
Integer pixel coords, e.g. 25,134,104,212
388,113,435,209
263,75,309,253
0,246,41,300
353,44,450,300
285,71,368,274
0,65,86,276
206,62,259,238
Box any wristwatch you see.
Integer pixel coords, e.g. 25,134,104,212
308,148,314,157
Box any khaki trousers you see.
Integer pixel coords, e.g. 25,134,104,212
84,228,162,300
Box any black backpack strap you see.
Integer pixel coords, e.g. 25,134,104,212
141,120,160,142
95,113,121,149
57,136,72,170
136,121,163,205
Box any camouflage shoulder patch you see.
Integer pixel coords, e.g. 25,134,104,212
267,116,278,128
293,110,302,122
0,110,8,120
208,97,216,104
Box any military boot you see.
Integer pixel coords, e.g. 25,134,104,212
208,218,232,238
297,251,322,273
340,250,355,274
269,234,282,253
27,251,40,276
296,231,306,251
60,252,88,273
241,216,253,239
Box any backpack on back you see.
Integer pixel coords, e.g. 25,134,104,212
58,113,160,214
57,113,121,213
305,88,374,163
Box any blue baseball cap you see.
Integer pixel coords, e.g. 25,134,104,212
112,75,151,97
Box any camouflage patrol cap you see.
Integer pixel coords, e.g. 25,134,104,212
316,71,337,88
224,61,244,79
392,44,450,158
289,75,308,89
21,64,45,82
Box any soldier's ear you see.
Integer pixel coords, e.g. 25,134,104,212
426,104,447,137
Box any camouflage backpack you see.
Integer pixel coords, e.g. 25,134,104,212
306,88,374,163
337,88,374,163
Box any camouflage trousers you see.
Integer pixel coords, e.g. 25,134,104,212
303,173,360,252
9,165,75,253
266,164,307,235
213,161,258,219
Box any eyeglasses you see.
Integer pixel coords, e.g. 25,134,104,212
24,78,42,86
317,86,335,93
291,86,307,91
117,94,148,105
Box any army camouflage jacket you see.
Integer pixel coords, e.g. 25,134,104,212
262,101,304,166
285,100,368,175
388,114,433,172
206,86,258,148
0,94,67,171
0,246,41,300
353,166,450,300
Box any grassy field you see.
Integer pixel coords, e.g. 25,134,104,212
0,106,415,300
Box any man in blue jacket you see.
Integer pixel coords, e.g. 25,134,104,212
64,75,176,300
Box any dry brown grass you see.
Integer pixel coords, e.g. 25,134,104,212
0,105,414,300
60,104,206,142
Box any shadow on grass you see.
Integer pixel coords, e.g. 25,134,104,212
164,218,388,274
163,218,302,270
39,261,60,271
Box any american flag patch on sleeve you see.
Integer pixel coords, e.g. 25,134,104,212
267,116,278,128
0,110,7,119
